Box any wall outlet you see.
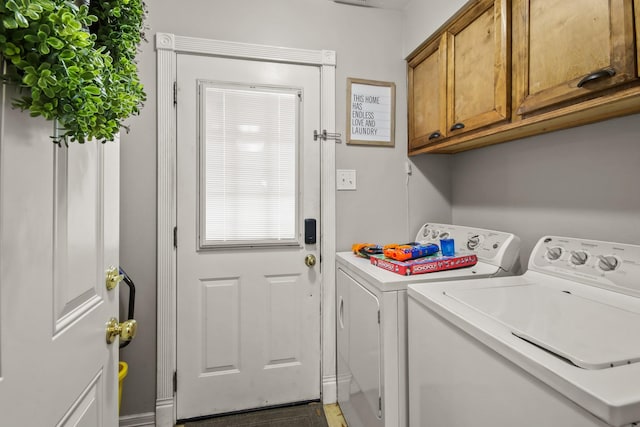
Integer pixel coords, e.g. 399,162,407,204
336,169,357,190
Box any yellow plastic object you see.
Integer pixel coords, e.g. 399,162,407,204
118,361,128,413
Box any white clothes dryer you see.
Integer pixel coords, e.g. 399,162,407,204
336,223,520,427
408,235,640,427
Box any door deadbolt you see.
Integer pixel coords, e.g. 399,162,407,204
105,266,123,291
106,318,137,344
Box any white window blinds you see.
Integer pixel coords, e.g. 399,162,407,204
200,83,300,246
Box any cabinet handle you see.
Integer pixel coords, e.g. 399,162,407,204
338,296,344,329
450,122,465,131
428,131,442,140
577,68,616,88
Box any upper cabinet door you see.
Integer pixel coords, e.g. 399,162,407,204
407,0,509,151
447,0,510,135
513,0,637,116
408,35,447,151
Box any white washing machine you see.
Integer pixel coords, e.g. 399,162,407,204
408,235,640,427
336,223,520,427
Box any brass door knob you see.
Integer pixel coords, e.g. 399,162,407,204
305,254,316,267
105,266,124,291
106,318,137,344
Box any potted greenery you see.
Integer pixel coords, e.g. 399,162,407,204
0,0,146,144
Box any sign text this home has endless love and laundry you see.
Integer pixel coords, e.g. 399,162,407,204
350,82,393,143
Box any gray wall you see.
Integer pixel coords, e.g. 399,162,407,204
119,0,451,417
403,0,464,57
401,0,464,237
451,115,640,271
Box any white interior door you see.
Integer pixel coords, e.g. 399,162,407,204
0,87,120,425
176,54,321,420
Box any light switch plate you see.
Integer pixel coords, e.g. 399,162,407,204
336,169,357,190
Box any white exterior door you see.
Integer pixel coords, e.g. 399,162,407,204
0,88,120,425
175,54,321,420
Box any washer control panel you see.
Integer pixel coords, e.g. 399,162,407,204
531,236,640,296
416,223,520,272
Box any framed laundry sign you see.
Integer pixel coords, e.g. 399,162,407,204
347,77,396,146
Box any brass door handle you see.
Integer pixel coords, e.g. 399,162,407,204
106,318,137,344
305,254,316,267
105,266,124,291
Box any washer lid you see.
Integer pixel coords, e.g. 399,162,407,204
336,252,499,292
445,284,640,370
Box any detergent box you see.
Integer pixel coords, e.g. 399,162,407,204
370,253,478,276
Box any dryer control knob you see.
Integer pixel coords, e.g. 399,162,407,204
545,246,563,261
570,250,589,266
598,255,619,271
467,235,481,250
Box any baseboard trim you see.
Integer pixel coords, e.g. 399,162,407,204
322,374,337,404
155,398,175,427
119,412,156,427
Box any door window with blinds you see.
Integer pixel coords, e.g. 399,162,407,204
198,81,302,248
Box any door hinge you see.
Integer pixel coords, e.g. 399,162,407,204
173,371,177,393
173,226,177,248
173,81,177,106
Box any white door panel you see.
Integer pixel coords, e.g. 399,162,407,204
0,85,119,425
56,373,103,427
54,142,103,332
350,280,382,421
176,54,321,420
336,269,383,427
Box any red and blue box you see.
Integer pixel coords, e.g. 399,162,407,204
370,253,478,276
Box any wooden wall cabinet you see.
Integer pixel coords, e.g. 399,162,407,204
408,0,640,155
513,0,637,116
408,36,447,151
408,0,509,151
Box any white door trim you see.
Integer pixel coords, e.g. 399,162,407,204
155,33,337,426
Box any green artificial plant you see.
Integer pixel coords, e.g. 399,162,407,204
0,0,146,144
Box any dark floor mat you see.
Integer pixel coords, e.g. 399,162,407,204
183,402,329,427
